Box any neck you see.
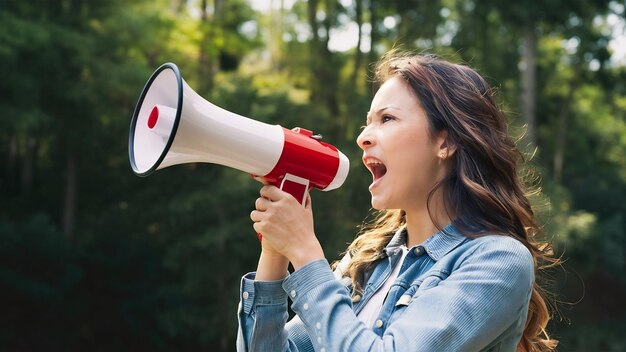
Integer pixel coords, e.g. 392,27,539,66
404,193,451,248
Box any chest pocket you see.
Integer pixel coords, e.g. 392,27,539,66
395,269,450,307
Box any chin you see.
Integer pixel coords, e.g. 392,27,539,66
371,197,405,211
370,197,387,210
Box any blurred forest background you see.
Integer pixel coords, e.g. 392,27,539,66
1,0,625,351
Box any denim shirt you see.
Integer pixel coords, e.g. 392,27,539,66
237,224,534,351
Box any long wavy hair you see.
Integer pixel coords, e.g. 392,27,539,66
341,51,559,352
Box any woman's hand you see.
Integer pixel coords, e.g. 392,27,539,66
251,185,325,270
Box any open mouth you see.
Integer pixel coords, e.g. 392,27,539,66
364,158,387,181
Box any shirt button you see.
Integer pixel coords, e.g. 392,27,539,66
352,294,361,303
303,303,309,310
290,290,297,298
414,246,425,256
375,319,383,328
242,291,249,300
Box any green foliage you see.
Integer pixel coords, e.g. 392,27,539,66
1,0,625,351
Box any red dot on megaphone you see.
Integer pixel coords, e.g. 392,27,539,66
148,106,159,129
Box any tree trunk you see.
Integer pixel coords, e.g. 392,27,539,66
7,133,18,193
62,152,77,238
20,136,36,194
214,0,223,19
198,0,210,89
350,0,363,87
520,17,537,150
307,0,320,43
322,0,333,50
306,0,324,107
307,0,321,105
268,0,286,70
307,0,341,138
367,0,379,97
176,0,189,13
198,0,221,93
553,80,576,183
322,0,339,117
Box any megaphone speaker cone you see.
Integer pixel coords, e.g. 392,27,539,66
129,63,183,176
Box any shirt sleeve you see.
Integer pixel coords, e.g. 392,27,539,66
282,236,534,351
237,254,352,352
237,272,291,351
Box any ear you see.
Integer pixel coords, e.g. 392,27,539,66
435,130,457,160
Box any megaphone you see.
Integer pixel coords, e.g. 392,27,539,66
129,63,349,209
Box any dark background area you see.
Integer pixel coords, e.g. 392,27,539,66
1,0,625,350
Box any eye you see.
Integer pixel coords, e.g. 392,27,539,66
381,114,395,123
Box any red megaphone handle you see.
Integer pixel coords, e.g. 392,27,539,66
257,174,310,242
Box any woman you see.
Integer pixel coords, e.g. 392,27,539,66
238,51,558,351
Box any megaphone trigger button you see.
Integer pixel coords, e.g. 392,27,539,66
292,127,314,137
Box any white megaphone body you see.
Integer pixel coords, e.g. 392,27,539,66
129,63,349,212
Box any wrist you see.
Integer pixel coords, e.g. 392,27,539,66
256,249,289,281
290,240,325,271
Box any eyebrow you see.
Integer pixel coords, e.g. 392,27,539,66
366,106,401,122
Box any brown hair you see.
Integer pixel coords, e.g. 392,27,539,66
342,51,558,351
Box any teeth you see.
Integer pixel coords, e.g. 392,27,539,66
363,157,387,180
364,157,383,166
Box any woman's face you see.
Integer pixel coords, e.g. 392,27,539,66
357,76,448,212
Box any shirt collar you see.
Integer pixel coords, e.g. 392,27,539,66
384,223,468,261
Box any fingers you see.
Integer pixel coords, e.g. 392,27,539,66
259,184,313,205
255,196,271,211
250,196,270,222
251,185,313,232
252,220,263,234
259,185,286,202
250,207,270,237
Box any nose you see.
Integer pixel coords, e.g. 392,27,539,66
356,126,374,150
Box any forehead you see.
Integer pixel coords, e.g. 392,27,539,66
369,76,420,113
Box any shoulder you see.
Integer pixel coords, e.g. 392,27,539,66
448,235,535,285
468,234,533,263
469,234,531,254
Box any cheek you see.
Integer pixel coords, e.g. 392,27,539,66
394,133,433,164
390,137,439,184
